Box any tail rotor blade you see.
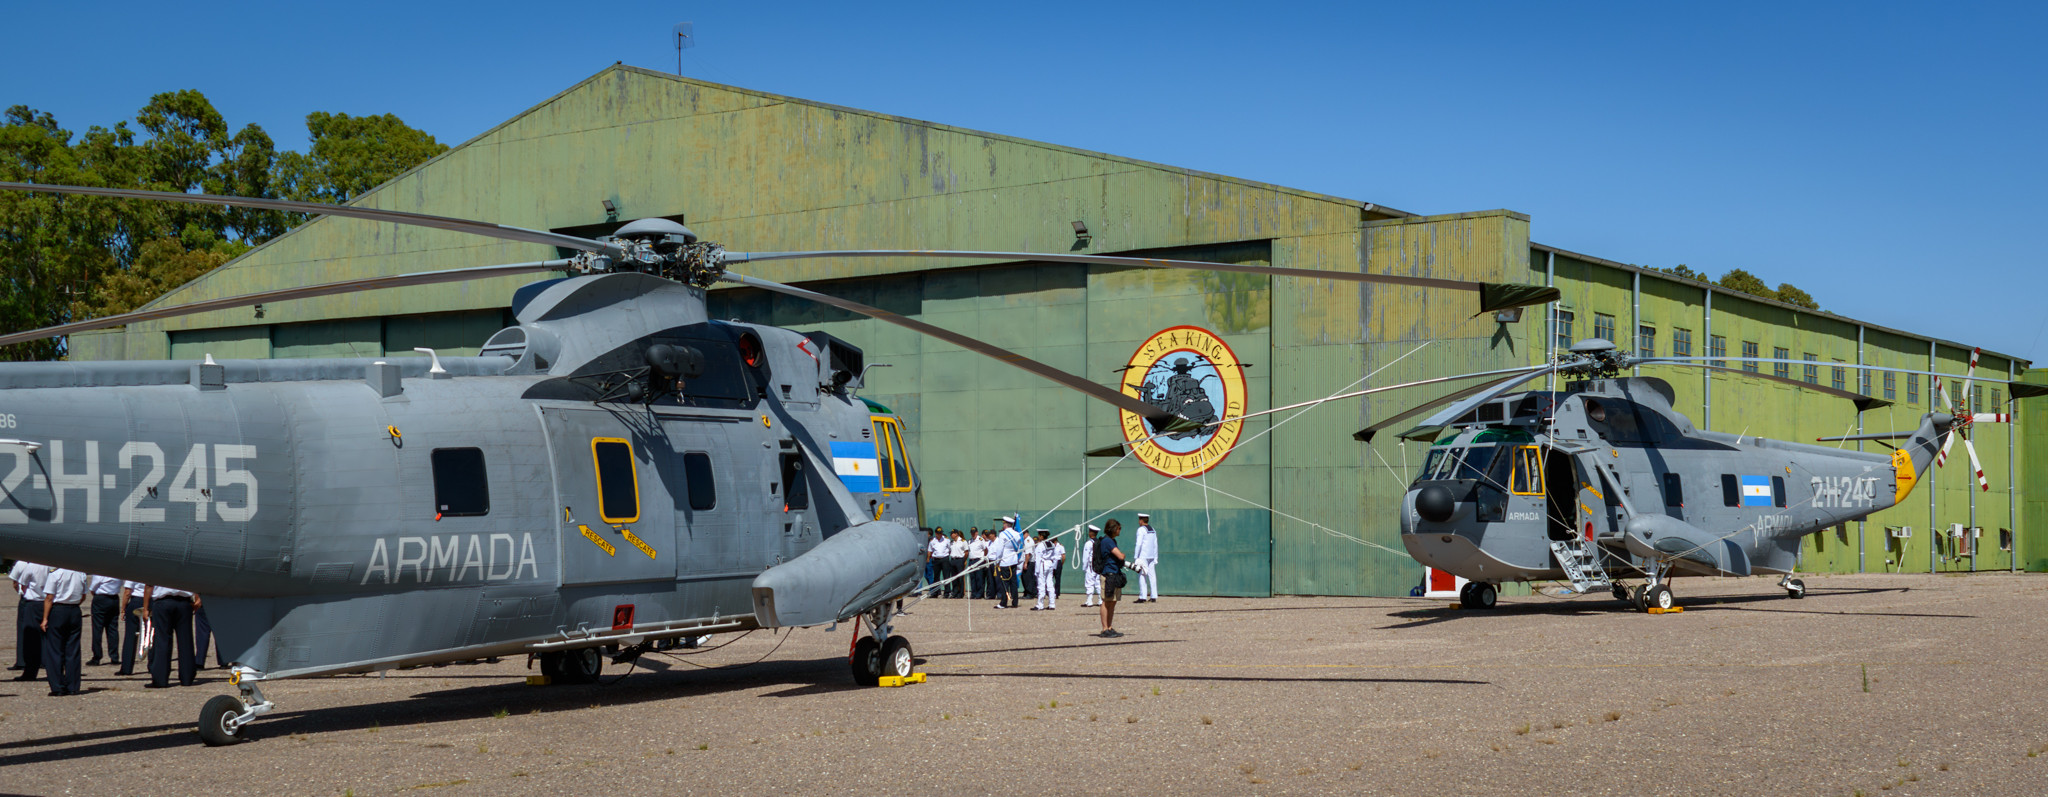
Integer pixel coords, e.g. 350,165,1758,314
1934,381,1954,467
1961,435,1989,492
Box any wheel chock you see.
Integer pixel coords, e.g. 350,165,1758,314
1449,603,1463,610
526,675,552,686
1647,606,1684,615
877,673,927,688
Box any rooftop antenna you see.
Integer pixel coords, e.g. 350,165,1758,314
674,22,695,75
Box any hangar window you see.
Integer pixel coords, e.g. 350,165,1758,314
1832,362,1846,391
1741,341,1759,373
1802,354,1819,385
1552,309,1575,350
1671,328,1692,358
1773,347,1790,379
1907,373,1920,405
1859,368,1871,395
683,452,716,510
430,448,490,517
1637,325,1657,358
1972,384,1983,414
1992,388,2002,413
591,438,640,524
1883,372,1896,401
1593,313,1616,344
1707,335,1726,366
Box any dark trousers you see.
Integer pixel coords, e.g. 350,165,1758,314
923,559,937,592
40,602,82,695
994,566,1016,607
1021,566,1038,599
89,594,120,663
945,557,966,598
970,562,988,598
1053,566,1064,595
118,596,145,674
149,597,197,686
14,598,41,679
194,605,227,667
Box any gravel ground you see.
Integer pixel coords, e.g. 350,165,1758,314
2,573,2045,796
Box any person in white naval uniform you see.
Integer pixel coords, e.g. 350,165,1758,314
1031,530,1064,610
1132,512,1160,602
1076,526,1101,607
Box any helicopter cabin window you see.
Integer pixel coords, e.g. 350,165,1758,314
590,438,640,524
1417,447,1451,482
1671,328,1692,358
1636,325,1656,358
1552,309,1575,351
682,452,716,510
1907,373,1920,405
1593,313,1616,343
1662,473,1683,507
430,448,490,517
1772,347,1790,379
1741,341,1759,372
1802,353,1819,385
779,452,809,511
1832,362,1846,391
1720,474,1740,507
1883,372,1896,401
1508,446,1544,495
1707,334,1726,366
871,417,914,492
1771,476,1787,508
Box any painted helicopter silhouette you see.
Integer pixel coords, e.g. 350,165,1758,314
0,180,1558,744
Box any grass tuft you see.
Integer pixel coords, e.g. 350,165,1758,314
492,706,509,719
1201,716,1213,725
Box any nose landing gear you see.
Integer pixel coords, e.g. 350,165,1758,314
849,606,916,686
198,667,276,746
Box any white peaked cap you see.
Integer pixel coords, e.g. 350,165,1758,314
1088,525,1102,532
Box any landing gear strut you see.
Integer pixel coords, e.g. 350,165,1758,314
849,606,915,686
198,667,276,746
1634,560,1675,612
1781,574,1806,599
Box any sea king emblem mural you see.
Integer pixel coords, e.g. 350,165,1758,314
1119,326,1248,478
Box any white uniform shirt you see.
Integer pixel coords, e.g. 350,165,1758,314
124,580,149,599
1078,539,1096,571
151,585,195,600
89,575,124,596
10,561,49,601
1036,540,1065,572
994,527,1024,567
967,538,989,561
1134,523,1159,560
928,537,951,559
43,569,89,604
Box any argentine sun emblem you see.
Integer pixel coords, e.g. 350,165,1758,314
1118,326,1248,478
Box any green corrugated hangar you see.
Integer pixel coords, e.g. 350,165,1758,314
69,66,2043,597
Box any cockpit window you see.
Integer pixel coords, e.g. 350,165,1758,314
1445,445,1500,482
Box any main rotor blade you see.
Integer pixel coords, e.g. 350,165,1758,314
1353,367,1553,443
724,250,1560,313
1639,355,2004,388
0,260,572,348
1634,361,1891,411
719,271,1169,420
0,182,617,255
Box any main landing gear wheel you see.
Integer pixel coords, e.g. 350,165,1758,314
197,694,247,746
541,648,603,685
881,637,914,679
1469,582,1498,610
1457,583,1475,605
1645,584,1674,612
1785,578,1807,599
1630,584,1648,611
850,637,884,686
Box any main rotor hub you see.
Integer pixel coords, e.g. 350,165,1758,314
568,217,729,288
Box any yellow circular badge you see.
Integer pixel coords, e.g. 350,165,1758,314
1118,325,1248,478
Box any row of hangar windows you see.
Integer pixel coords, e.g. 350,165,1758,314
423,416,917,524
1552,310,1999,410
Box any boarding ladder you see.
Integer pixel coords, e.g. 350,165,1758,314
1549,537,1611,594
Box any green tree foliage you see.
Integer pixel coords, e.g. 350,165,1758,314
1657,264,1708,282
1772,282,1819,310
0,93,444,360
1710,268,1821,310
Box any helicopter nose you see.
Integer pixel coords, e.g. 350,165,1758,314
1414,484,1456,523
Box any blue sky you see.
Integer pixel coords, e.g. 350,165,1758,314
5,1,2043,361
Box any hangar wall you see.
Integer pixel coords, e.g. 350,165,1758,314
66,65,2037,596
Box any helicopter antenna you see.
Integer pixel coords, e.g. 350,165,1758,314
674,23,695,75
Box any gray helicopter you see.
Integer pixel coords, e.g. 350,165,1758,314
1372,338,2031,612
0,180,1558,745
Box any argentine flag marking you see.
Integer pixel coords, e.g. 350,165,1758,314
1739,475,1774,507
831,441,882,493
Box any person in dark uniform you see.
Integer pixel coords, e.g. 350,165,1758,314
946,531,968,598
10,560,47,682
86,575,122,666
116,580,147,675
147,585,199,688
193,600,230,669
40,567,88,696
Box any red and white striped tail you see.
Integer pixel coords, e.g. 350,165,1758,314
1971,413,2010,424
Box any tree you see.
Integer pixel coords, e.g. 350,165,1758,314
1773,282,1820,310
1716,268,1772,297
273,112,448,206
1659,264,1707,282
0,94,447,361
